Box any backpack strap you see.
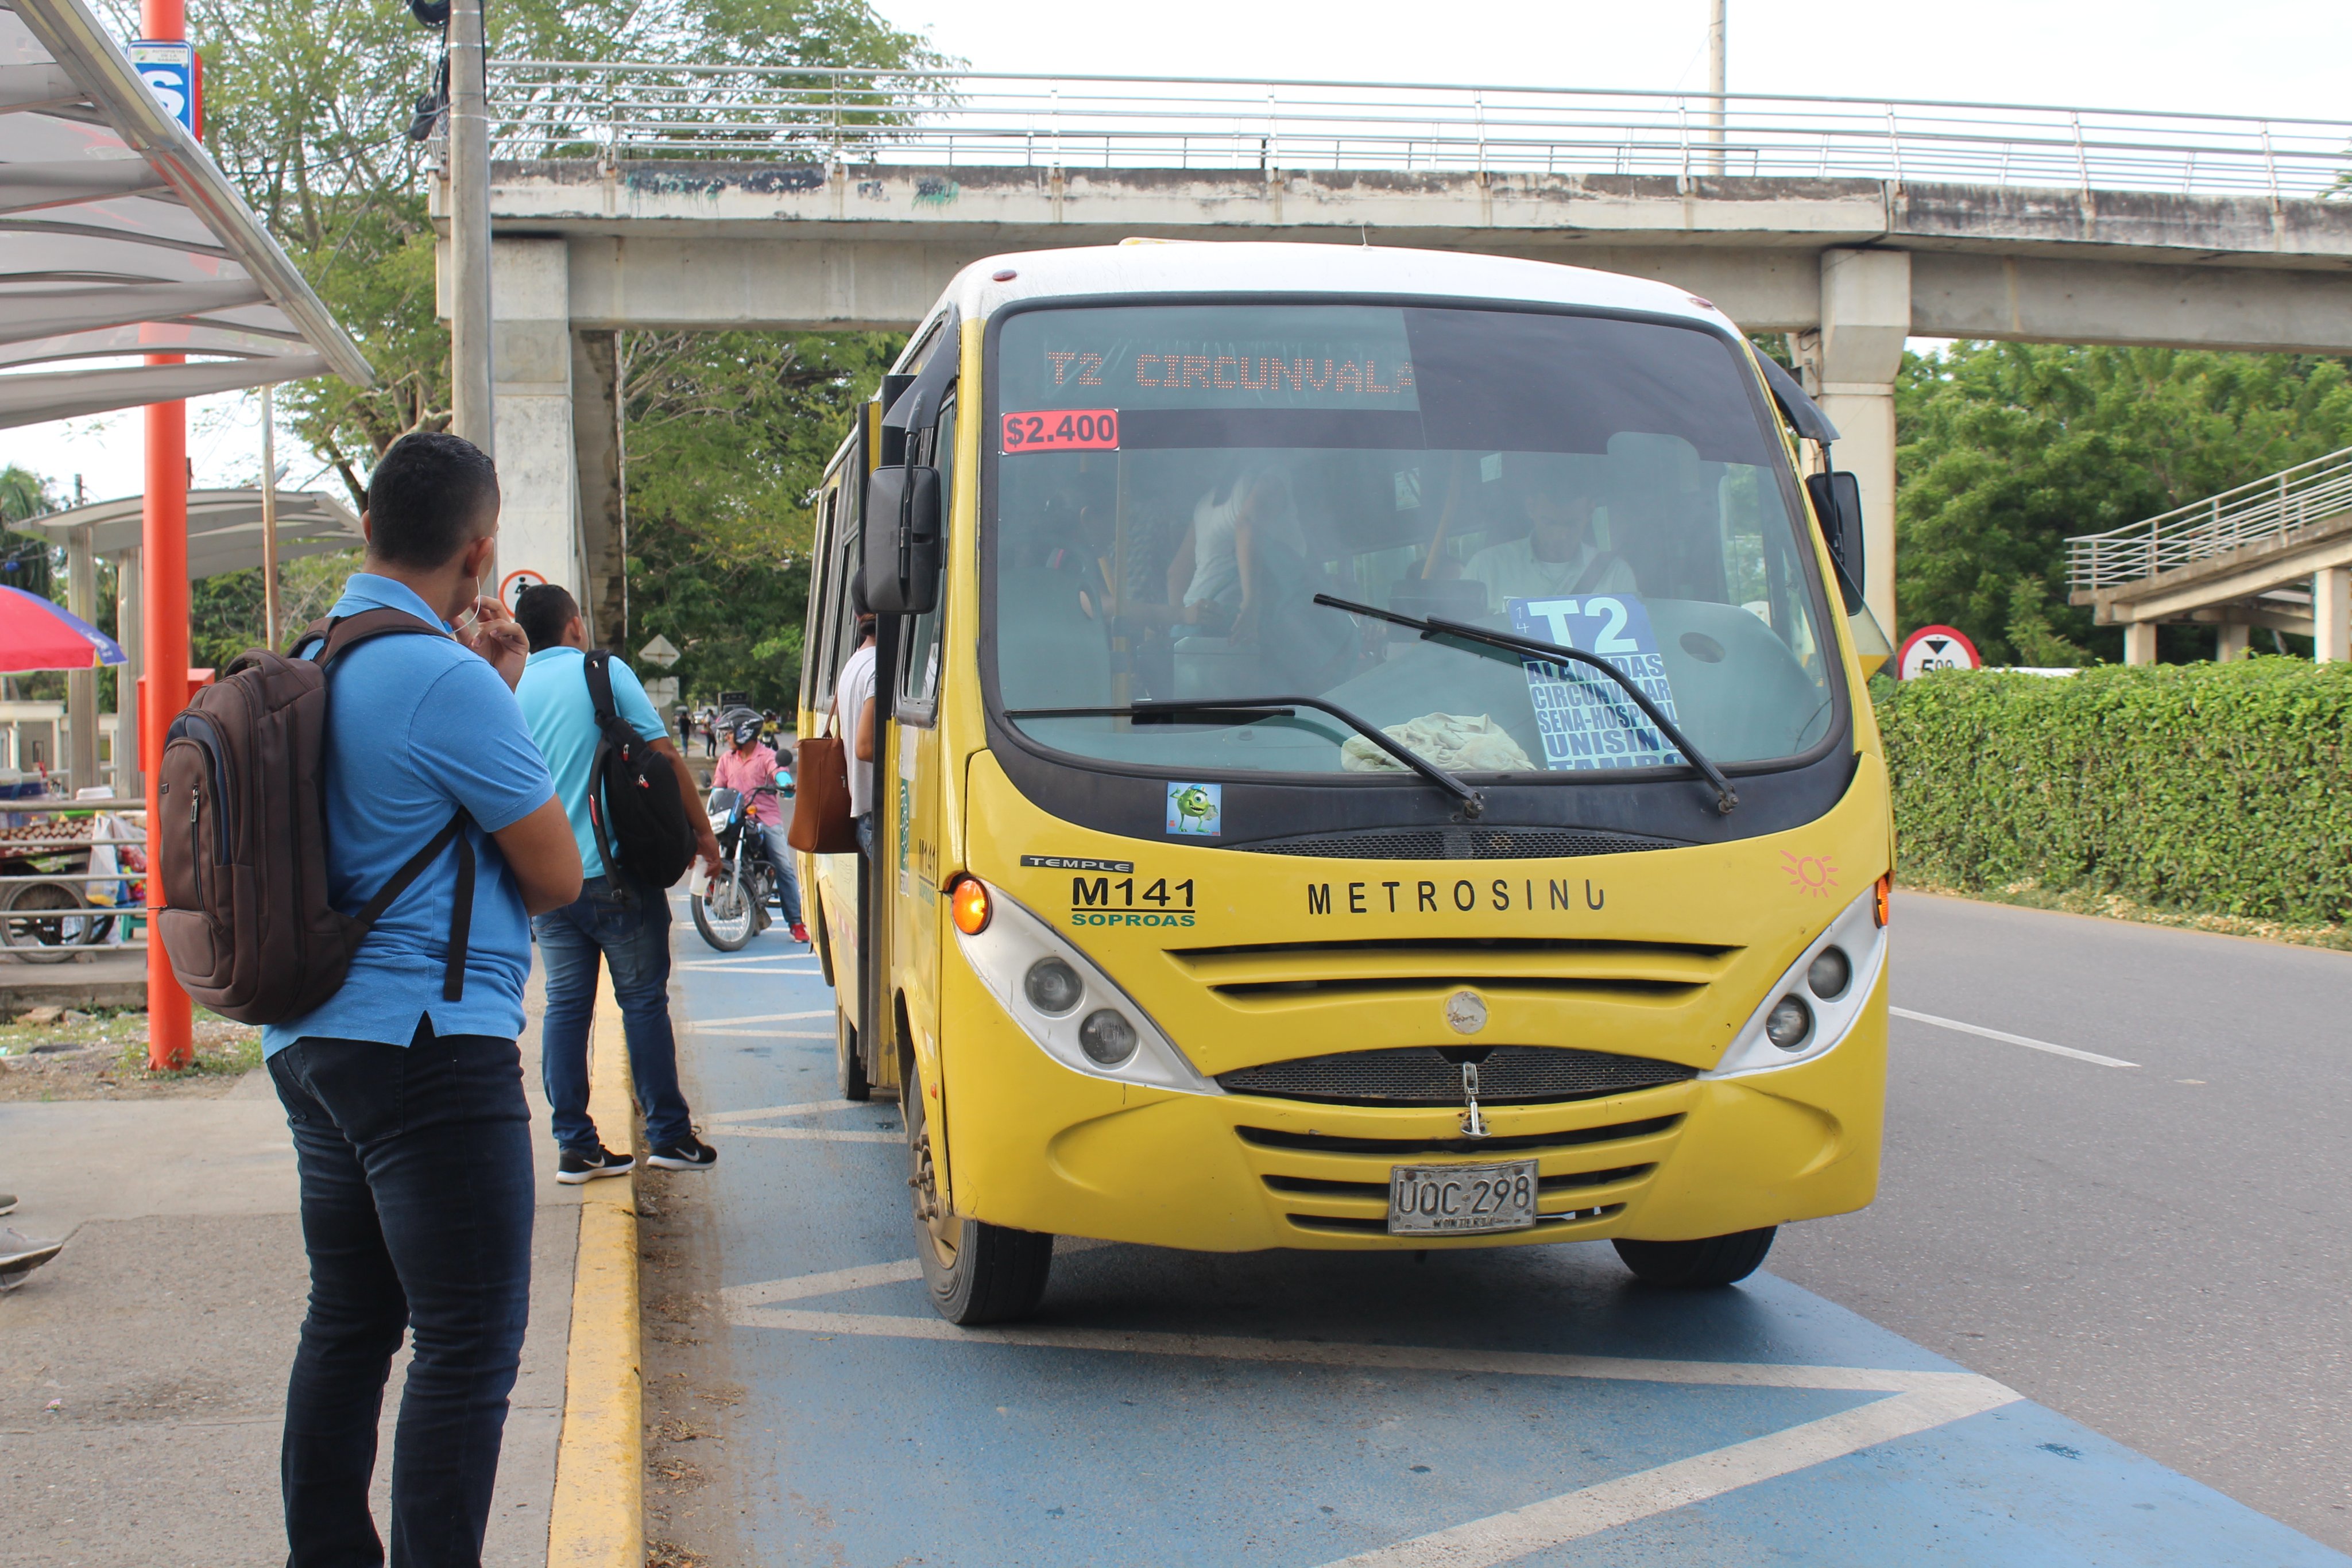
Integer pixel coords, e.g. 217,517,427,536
300,606,477,1001
581,651,628,892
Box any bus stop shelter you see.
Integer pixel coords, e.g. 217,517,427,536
2,0,374,1060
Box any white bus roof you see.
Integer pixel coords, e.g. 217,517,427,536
935,242,1733,335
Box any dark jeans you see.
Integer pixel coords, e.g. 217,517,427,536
756,822,805,927
854,811,876,860
532,876,693,1150
269,1028,534,1568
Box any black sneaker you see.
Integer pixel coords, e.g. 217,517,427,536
646,1135,717,1171
556,1144,635,1185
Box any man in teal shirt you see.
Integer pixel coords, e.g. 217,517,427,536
514,585,722,1182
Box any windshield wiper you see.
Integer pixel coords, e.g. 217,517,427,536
1313,593,1739,814
1004,696,1488,819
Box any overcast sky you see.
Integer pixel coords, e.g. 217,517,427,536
7,0,2343,508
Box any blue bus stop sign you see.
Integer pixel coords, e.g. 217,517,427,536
129,40,195,134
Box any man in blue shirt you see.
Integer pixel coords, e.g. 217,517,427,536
513,584,722,1182
263,432,583,1568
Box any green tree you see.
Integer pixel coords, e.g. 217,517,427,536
1895,342,2352,664
617,330,901,706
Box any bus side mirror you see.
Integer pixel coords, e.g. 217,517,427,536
1805,471,1866,613
864,464,941,616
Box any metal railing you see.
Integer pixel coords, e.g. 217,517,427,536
481,64,2352,200
2066,447,2352,592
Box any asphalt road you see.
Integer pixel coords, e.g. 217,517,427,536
637,892,2351,1565
1774,891,2352,1551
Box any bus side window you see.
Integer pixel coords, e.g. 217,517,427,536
897,396,956,721
805,485,840,711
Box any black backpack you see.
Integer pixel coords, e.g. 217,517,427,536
583,651,695,889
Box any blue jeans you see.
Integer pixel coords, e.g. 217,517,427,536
532,876,694,1151
855,812,876,860
269,1027,534,1568
756,823,804,927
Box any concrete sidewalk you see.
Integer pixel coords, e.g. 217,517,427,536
0,975,591,1568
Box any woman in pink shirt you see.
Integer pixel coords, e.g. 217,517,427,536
711,713,806,943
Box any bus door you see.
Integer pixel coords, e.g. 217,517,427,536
880,388,957,1115
803,422,873,1089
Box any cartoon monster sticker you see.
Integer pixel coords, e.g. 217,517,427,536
1166,781,1221,837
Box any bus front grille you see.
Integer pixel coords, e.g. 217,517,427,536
1235,827,1681,860
1235,1113,1682,1159
1218,1046,1696,1106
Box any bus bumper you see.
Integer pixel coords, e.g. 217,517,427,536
937,959,1885,1253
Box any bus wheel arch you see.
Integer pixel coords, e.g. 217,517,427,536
904,1050,1053,1325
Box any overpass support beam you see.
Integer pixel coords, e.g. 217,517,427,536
2123,622,2158,665
2316,568,2350,663
1816,248,1909,636
491,238,583,599
2215,623,2250,663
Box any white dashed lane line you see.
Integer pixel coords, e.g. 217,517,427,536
1890,1006,2138,1068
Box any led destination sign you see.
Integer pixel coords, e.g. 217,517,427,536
1000,304,1422,414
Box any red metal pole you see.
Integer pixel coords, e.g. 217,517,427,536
142,0,192,1072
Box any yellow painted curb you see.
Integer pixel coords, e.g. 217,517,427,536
547,971,643,1568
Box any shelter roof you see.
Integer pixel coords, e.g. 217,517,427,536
13,486,361,577
0,0,373,430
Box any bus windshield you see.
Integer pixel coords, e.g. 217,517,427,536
988,301,1838,784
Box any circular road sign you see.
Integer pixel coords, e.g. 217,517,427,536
498,568,550,612
1898,624,1983,679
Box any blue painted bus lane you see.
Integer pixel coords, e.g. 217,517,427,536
658,908,2346,1567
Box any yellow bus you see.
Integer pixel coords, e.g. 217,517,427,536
800,242,1893,1325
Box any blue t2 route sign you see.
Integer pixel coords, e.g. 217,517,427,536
1504,594,1686,772
129,40,196,134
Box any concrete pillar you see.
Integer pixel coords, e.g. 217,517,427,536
571,330,623,645
2215,623,2250,663
2316,567,2351,663
489,237,581,602
2123,621,2159,666
65,524,96,793
1816,248,1910,636
115,549,140,797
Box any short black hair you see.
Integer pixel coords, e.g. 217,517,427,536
854,614,877,644
365,431,500,568
514,583,579,652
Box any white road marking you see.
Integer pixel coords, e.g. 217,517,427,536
683,1010,833,1028
1315,1378,2018,1568
729,1305,2002,1396
678,965,821,977
695,1028,834,1040
724,1259,924,1312
678,952,813,967
708,1125,901,1145
1890,1006,2138,1068
706,1100,861,1123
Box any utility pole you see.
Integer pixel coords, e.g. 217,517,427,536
1706,0,1727,176
260,386,280,648
448,0,494,466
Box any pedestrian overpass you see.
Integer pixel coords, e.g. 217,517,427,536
445,68,2352,642
2068,447,2352,663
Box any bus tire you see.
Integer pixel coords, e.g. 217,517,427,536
837,1006,871,1102
1612,1227,1777,1288
907,1067,1051,1326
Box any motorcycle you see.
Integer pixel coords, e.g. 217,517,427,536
691,784,779,951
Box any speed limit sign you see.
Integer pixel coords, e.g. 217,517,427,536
499,568,549,611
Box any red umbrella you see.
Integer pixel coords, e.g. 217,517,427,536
0,586,125,672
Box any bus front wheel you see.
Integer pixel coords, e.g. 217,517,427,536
906,1067,1051,1325
1612,1228,1777,1288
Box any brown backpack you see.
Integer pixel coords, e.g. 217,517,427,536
154,609,474,1025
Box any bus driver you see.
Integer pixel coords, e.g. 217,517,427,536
1463,471,1637,613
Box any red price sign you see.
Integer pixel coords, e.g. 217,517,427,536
1001,409,1120,454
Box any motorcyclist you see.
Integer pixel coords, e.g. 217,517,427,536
710,710,807,944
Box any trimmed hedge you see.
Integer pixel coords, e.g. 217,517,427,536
1876,660,2352,926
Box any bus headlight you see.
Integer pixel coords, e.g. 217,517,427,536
1705,885,1887,1079
954,884,1218,1095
